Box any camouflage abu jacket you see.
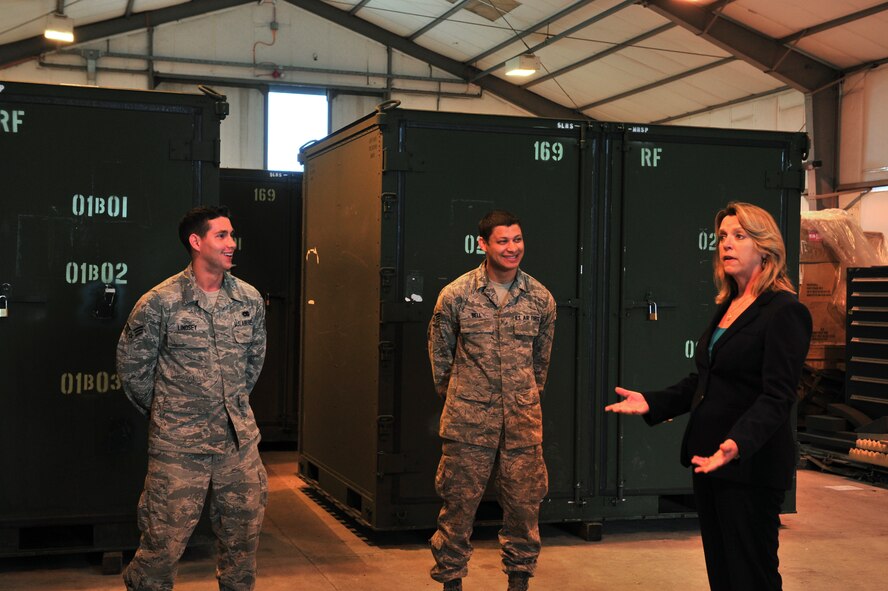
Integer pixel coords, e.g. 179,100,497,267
117,265,267,453
428,262,556,450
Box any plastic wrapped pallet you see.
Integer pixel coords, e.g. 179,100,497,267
800,210,888,369
865,231,888,261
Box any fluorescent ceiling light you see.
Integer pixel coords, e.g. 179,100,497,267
45,13,74,43
505,54,540,77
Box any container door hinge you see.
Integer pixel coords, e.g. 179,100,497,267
377,452,406,475
380,268,396,294
382,147,411,172
557,298,581,309
169,138,221,165
378,414,395,444
766,170,804,190
379,341,396,364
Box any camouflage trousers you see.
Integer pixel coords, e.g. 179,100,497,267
430,439,548,583
123,437,268,591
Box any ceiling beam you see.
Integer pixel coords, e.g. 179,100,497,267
349,0,373,16
471,0,637,82
408,0,471,42
283,0,585,119
579,1,886,112
525,23,674,88
578,56,735,111
651,85,790,124
467,0,600,64
780,1,888,44
0,0,251,69
640,0,839,92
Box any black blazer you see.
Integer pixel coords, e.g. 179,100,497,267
643,290,812,490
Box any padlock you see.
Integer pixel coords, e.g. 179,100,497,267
95,284,117,319
647,300,658,321
0,295,7,318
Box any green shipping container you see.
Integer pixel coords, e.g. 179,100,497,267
0,81,224,556
220,169,302,443
298,106,806,530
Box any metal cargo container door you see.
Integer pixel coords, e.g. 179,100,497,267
0,83,220,546
300,124,384,512
390,117,587,523
610,127,800,495
220,170,301,442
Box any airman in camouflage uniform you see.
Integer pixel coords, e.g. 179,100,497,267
428,210,556,591
117,206,268,591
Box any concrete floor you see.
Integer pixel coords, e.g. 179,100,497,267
2,451,887,591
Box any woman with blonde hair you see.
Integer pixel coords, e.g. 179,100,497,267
607,201,812,590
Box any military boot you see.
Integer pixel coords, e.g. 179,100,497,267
507,572,530,591
443,578,462,591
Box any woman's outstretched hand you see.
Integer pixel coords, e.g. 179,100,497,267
605,387,650,415
691,439,739,473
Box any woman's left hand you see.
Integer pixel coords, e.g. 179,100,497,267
691,439,740,473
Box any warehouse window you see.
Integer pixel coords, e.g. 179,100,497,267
267,90,329,171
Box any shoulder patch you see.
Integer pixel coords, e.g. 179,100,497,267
126,324,145,338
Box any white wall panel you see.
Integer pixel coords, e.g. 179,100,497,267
859,193,888,241
840,64,888,186
330,94,379,132
397,91,532,117
666,89,805,132
219,86,266,170
840,70,867,186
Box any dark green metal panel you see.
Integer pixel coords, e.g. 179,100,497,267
220,169,301,442
299,109,589,528
602,123,806,497
300,124,384,508
0,81,221,555
390,117,588,517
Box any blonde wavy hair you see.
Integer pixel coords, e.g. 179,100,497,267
714,201,796,304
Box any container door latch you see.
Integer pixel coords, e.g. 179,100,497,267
94,284,117,319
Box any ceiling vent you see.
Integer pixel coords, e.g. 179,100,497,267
448,0,520,23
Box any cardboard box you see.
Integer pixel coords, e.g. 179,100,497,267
804,301,845,344
799,212,884,371
799,260,845,360
799,262,841,303
805,343,845,371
